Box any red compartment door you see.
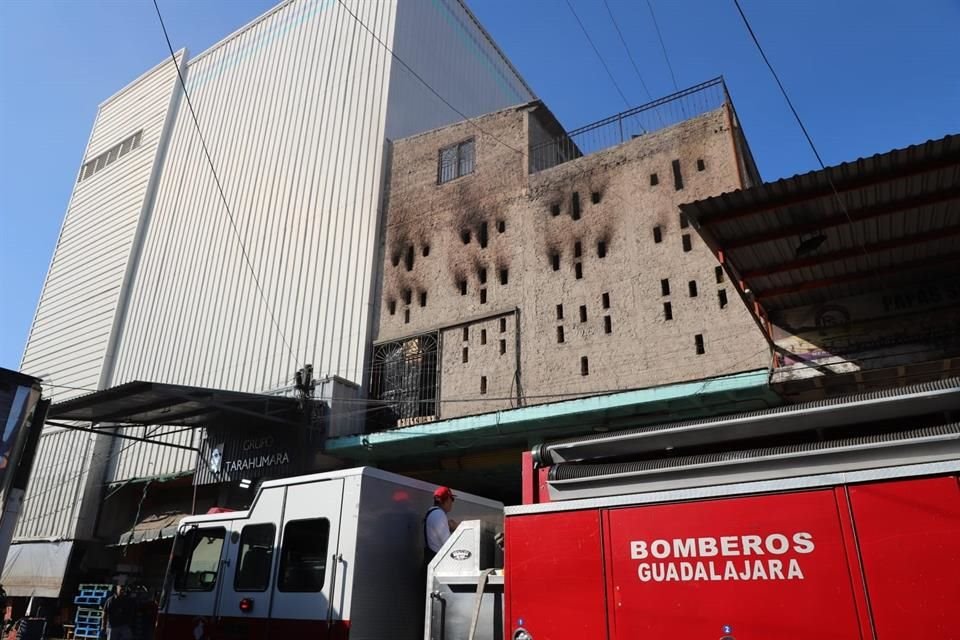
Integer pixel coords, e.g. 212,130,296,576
848,475,960,639
605,490,863,640
505,510,608,640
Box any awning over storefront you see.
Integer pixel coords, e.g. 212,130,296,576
111,510,187,547
1,540,73,598
47,380,303,430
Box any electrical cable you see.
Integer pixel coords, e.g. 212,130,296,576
601,0,653,101
645,0,678,91
731,0,871,260
151,0,301,368
564,0,632,109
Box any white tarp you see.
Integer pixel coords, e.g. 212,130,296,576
1,540,73,598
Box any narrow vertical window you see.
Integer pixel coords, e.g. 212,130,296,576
405,245,415,271
499,317,507,333
650,173,659,186
462,347,469,363
556,326,565,343
603,316,612,334
480,289,487,304
404,309,410,324
682,234,692,252
579,305,587,322
663,302,673,320
575,263,583,279
572,192,581,220
497,220,506,233
695,334,705,355
499,339,506,355
574,241,582,258
419,292,427,307
500,269,508,285
556,304,564,320
480,329,487,345
551,203,560,217
462,327,469,342
459,280,467,296
661,279,670,296
672,159,684,190
591,191,601,204
602,293,610,309
689,281,698,297
718,289,728,308
479,222,488,248
653,226,663,244
679,213,689,229
580,356,589,376
480,376,487,395
403,289,412,305
697,158,706,171
388,300,396,315
597,241,607,258
551,253,560,271
478,268,487,284
715,266,725,283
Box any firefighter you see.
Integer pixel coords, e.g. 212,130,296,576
424,486,459,563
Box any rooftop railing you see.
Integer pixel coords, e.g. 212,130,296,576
530,77,731,173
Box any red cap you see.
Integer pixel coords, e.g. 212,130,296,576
434,486,454,501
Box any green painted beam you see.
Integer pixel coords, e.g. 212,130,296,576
328,369,778,461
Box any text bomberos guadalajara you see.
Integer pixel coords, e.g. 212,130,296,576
630,533,814,582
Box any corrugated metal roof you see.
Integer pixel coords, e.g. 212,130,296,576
681,134,960,313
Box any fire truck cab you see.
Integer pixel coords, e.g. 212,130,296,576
157,467,501,640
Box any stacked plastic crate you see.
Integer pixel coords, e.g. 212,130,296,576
73,584,112,639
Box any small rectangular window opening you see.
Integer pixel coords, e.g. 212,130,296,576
697,158,706,171
663,302,673,320
463,327,469,342
575,263,583,280
689,281,698,297
580,356,589,376
602,293,610,309
574,241,582,258
695,334,705,355
388,300,396,315
597,241,607,258
500,269,508,285
422,244,430,257
551,253,560,271
480,376,487,395
650,173,659,186
680,213,689,229
661,279,670,296
479,222,489,248
499,317,507,333
715,266,725,283
718,289,728,308
603,316,612,334
480,329,487,345
550,203,561,216
497,220,506,233
480,288,487,304
672,159,684,191
459,280,467,296
579,305,587,322
405,245,415,271
478,268,487,284
461,230,471,245
572,192,581,220
403,289,412,305
499,339,506,355
556,304,564,320
653,226,663,244
420,291,427,307
591,191,601,204
682,234,692,252
404,309,410,324
462,347,469,363
556,326,565,343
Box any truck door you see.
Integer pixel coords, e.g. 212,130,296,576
268,478,345,638
214,487,285,640
162,523,231,639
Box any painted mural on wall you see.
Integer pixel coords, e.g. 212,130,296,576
770,279,960,382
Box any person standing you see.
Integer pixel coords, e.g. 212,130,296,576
423,486,458,564
102,584,134,640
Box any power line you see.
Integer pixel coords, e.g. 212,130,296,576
151,0,300,368
645,0,678,91
564,0,632,109
601,0,652,101
730,0,870,260
333,0,525,157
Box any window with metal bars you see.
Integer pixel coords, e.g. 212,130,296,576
438,139,475,184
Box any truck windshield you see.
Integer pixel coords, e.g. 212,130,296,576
173,527,226,591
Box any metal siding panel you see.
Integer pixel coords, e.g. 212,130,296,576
112,0,399,395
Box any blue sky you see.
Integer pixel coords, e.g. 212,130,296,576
1,0,957,370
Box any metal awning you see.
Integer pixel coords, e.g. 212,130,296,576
681,134,960,315
48,381,303,430
111,510,187,547
1,541,73,598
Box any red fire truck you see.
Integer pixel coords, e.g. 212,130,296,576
158,379,960,639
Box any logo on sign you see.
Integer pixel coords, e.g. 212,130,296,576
450,549,472,561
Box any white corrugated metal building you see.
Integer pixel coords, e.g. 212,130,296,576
6,0,533,598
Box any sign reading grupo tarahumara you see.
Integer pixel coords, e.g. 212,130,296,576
630,532,814,582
